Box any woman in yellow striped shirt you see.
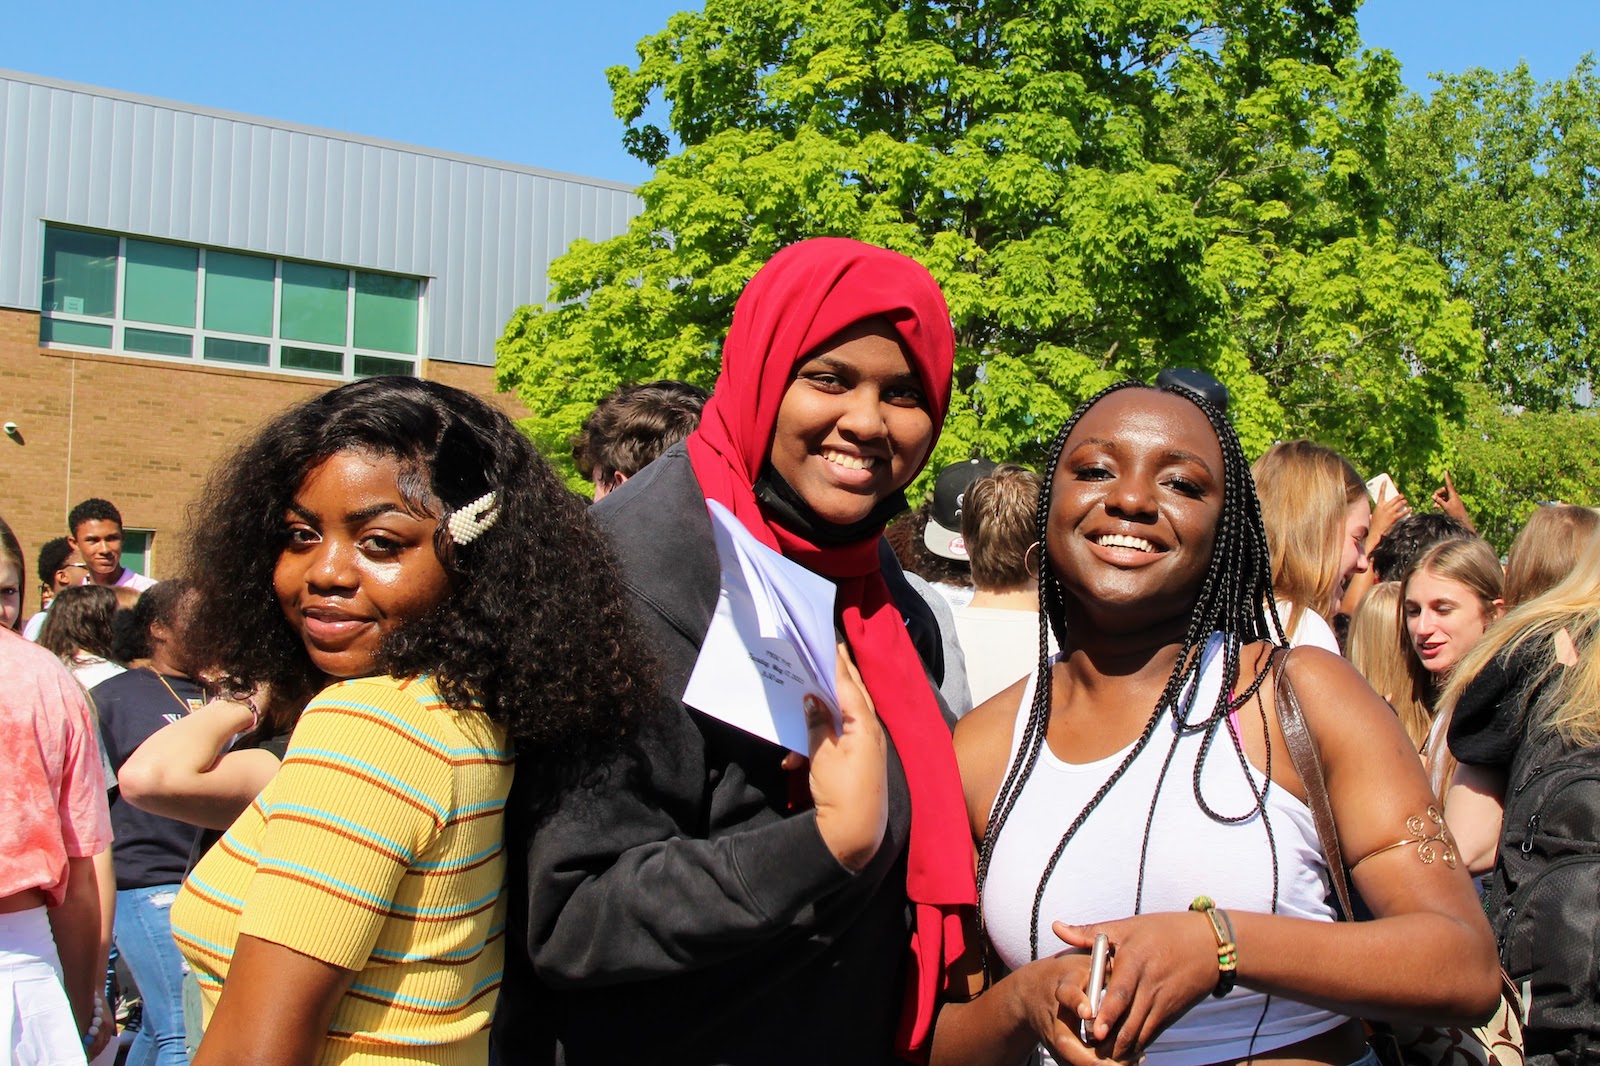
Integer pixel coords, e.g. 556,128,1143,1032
170,378,652,1065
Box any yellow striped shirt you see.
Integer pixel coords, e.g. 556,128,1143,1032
172,675,512,1065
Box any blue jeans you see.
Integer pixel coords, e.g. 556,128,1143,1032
115,884,189,1066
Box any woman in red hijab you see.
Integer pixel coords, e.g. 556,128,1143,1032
500,238,980,1064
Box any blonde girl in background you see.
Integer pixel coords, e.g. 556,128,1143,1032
1397,538,1505,794
1251,441,1371,653
1503,504,1599,610
1344,581,1423,726
1434,506,1600,875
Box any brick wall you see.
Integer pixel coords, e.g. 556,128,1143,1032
0,307,528,618
422,360,531,423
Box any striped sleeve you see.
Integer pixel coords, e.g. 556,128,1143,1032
236,679,452,971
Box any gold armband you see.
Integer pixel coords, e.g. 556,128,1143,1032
1349,806,1459,871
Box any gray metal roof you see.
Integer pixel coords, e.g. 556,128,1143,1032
0,69,644,366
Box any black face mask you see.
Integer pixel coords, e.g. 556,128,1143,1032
753,463,910,547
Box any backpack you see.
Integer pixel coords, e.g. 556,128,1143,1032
1484,724,1600,1066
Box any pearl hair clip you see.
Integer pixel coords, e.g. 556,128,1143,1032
447,491,499,546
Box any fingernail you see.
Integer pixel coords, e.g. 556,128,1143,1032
803,696,821,712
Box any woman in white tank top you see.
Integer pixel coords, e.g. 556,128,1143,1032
927,379,1499,1066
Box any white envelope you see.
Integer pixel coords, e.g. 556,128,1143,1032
683,501,841,751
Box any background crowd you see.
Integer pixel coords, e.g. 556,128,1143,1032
3,237,1594,1066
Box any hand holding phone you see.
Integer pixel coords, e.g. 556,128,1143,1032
1080,933,1110,1043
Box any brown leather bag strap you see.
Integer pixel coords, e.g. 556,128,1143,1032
1271,647,1356,921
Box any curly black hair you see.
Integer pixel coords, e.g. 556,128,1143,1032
115,579,195,664
183,376,654,770
1369,512,1472,583
37,537,73,587
68,497,122,536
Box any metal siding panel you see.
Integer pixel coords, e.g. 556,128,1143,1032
347,144,365,262
393,155,416,267
0,83,30,307
228,122,251,246
376,148,398,267
535,178,552,306
458,166,485,363
411,157,437,269
492,174,518,366
188,118,213,238
353,144,376,263
244,124,269,248
581,182,598,238
546,179,568,306
52,92,83,223
265,128,290,250
417,158,444,357
125,102,153,233
430,162,460,360
169,110,195,241
511,174,534,318
301,135,326,259
205,116,227,241
145,107,172,235
340,143,363,263
39,89,61,223
110,98,137,232
283,132,308,259
321,140,345,264
478,170,508,367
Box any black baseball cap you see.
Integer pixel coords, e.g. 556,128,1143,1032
924,458,998,561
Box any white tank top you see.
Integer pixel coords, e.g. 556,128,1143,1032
982,634,1347,1066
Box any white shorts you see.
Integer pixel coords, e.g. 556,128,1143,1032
0,907,86,1066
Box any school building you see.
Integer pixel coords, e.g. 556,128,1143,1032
0,69,642,613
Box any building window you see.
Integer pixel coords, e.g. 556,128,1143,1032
39,225,423,379
121,530,154,578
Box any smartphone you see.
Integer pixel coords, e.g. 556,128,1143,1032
1366,472,1397,504
1080,933,1110,1044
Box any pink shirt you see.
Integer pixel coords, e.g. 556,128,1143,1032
0,627,112,905
113,568,158,592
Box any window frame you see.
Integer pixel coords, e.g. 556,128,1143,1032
38,224,427,380
120,529,155,579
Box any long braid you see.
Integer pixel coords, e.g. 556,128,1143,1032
975,380,1287,966
975,380,1140,965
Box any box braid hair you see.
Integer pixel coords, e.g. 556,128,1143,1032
975,379,1289,967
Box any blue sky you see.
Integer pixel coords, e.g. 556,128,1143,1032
5,1,1596,187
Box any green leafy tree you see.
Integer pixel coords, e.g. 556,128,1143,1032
1389,59,1600,412
1435,384,1600,553
497,0,1482,492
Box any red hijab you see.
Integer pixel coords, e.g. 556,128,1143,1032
685,237,975,1058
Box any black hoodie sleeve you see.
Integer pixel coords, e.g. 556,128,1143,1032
510,448,856,985
513,700,855,986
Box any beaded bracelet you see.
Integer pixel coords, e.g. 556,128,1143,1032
82,995,103,1048
1189,895,1238,998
